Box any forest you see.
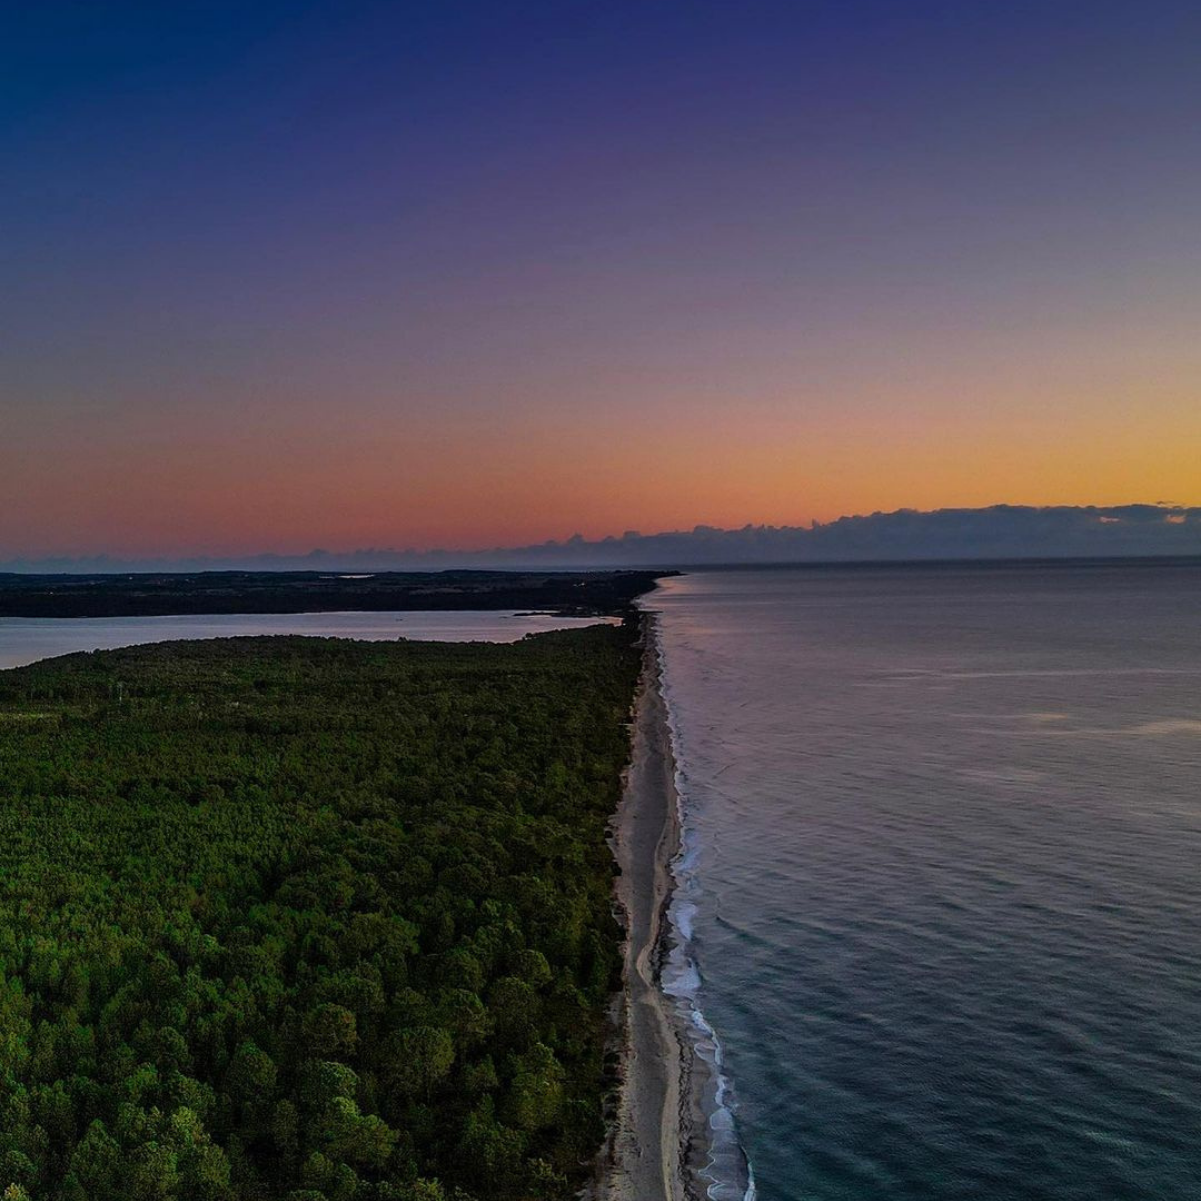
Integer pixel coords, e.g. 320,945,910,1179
0,623,642,1200
0,571,669,620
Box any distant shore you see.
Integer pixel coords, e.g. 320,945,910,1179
0,568,672,620
589,617,709,1201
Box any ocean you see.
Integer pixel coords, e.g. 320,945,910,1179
647,562,1201,1201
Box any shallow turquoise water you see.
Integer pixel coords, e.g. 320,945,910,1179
649,562,1201,1200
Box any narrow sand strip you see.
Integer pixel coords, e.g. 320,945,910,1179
590,621,704,1201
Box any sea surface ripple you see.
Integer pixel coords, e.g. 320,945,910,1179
649,562,1201,1201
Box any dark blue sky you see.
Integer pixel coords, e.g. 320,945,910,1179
5,2,1199,557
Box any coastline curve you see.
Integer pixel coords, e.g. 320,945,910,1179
652,613,758,1201
591,609,755,1201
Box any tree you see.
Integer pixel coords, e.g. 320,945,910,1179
503,1043,565,1132
302,1006,358,1060
65,1120,121,1200
320,1097,397,1172
380,1028,454,1099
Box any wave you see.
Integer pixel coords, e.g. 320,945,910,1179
651,617,758,1201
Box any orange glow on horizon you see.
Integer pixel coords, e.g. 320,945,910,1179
6,384,1200,559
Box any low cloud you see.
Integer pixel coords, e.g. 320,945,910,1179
3,504,1199,573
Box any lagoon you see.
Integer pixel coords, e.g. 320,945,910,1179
0,610,617,670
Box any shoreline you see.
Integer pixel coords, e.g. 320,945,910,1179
588,615,711,1201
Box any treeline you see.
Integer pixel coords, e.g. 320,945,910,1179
0,625,641,1200
0,571,670,619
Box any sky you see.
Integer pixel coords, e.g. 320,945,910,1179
4,1,1200,561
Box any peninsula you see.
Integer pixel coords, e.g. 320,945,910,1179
0,583,698,1200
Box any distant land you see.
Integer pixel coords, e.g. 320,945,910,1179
3,505,1199,574
0,570,666,620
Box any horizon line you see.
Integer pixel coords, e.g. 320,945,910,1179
2,502,1199,574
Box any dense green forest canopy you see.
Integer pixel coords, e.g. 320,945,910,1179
0,624,641,1201
0,571,670,619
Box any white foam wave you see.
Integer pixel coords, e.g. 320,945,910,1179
649,615,757,1201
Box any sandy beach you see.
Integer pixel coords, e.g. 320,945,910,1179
589,618,709,1201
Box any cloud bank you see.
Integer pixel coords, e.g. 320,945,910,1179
3,505,1200,573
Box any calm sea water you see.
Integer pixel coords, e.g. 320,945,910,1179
0,610,616,670
648,562,1201,1201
